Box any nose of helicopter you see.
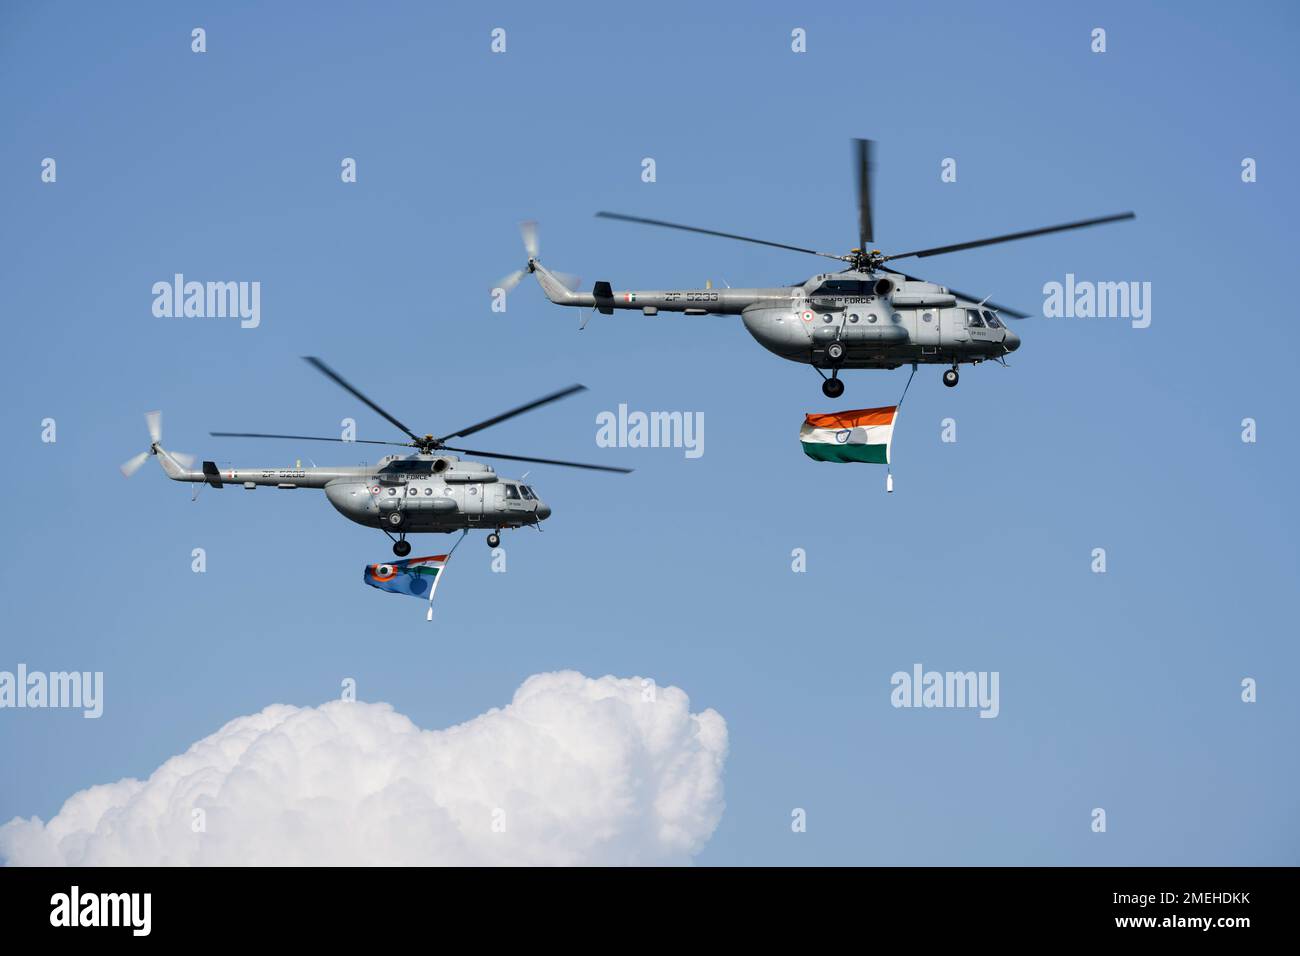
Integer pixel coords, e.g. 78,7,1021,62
1003,328,1021,352
536,501,552,520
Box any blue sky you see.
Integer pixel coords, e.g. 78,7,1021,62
1,0,1297,864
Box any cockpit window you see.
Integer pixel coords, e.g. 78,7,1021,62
519,486,536,500
503,484,520,500
982,310,1003,329
965,309,985,329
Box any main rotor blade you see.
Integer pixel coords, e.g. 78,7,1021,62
303,357,421,443
438,384,587,442
886,270,1031,319
961,295,1030,319
884,212,1136,261
210,431,409,446
443,446,633,474
854,138,875,247
596,212,846,262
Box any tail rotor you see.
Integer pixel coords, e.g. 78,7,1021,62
494,220,579,295
120,411,195,477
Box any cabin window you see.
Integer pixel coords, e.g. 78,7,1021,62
408,486,419,496
504,484,520,500
520,486,536,500
965,309,985,329
848,314,859,323
866,313,877,323
922,312,933,323
983,310,1002,328
424,487,433,496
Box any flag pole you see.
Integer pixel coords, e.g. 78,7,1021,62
427,530,469,622
888,364,918,493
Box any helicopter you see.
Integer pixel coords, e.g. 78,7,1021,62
497,139,1134,398
119,357,631,556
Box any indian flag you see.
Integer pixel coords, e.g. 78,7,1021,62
800,405,898,464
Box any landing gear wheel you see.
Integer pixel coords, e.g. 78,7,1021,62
943,368,960,388
826,341,846,363
392,539,411,557
385,510,405,528
821,377,845,399
486,532,501,548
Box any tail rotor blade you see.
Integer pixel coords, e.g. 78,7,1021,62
495,270,525,293
120,451,149,478
519,220,539,259
145,410,162,444
552,271,581,292
169,450,196,469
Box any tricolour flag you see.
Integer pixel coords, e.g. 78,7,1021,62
800,405,898,464
364,554,452,620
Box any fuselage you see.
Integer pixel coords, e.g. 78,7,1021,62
531,264,1019,369
156,451,550,533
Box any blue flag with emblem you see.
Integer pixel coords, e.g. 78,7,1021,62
364,536,464,621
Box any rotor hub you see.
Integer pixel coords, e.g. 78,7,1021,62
849,249,886,272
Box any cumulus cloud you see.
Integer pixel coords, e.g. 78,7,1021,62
1,671,727,866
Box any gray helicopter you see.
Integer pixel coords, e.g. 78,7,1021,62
120,357,630,556
497,140,1134,398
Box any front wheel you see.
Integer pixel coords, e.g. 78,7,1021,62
486,532,501,548
393,539,411,557
943,369,959,388
821,378,845,399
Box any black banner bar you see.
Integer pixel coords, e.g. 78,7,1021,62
0,866,1281,941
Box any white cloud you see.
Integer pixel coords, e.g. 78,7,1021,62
0,671,727,866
